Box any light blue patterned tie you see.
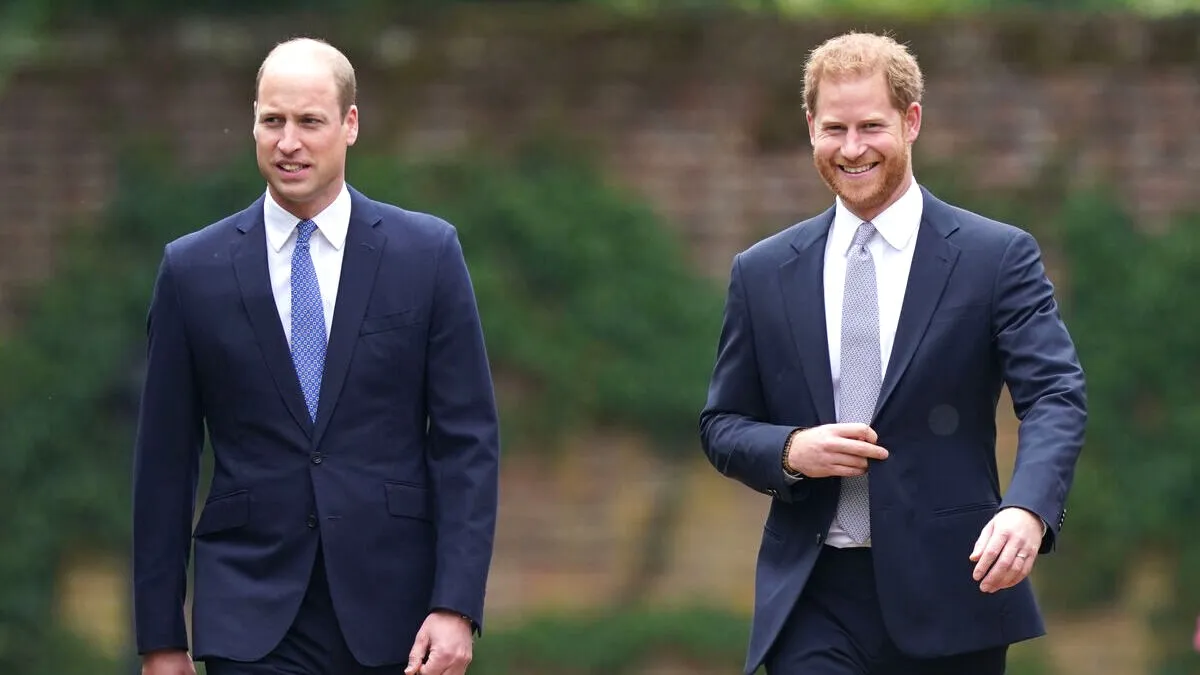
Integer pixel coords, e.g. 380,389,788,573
835,222,881,543
290,219,326,422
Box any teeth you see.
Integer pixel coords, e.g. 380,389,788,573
843,164,875,174
280,163,303,172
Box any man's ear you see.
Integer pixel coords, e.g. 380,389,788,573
345,105,359,146
904,102,922,143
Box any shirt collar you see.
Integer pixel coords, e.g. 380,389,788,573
263,183,352,252
830,178,923,256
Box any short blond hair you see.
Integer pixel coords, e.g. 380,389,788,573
256,37,357,117
803,32,923,115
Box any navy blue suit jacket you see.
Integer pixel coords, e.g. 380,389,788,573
699,187,1086,674
132,187,501,666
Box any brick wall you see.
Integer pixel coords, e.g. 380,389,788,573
5,11,1194,668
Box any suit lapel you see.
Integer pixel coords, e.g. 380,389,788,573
874,189,961,418
780,208,838,424
312,189,385,447
231,200,313,434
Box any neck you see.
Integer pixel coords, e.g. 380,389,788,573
270,180,344,221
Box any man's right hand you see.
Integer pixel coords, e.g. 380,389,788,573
141,650,195,675
785,423,888,478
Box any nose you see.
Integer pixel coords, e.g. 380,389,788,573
841,130,867,161
277,123,302,154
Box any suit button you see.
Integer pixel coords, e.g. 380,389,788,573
311,453,323,465
815,533,823,543
307,514,317,529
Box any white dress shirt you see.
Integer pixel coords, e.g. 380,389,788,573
822,179,923,548
263,184,351,347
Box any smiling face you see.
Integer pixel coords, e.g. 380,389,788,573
252,49,358,220
807,70,921,223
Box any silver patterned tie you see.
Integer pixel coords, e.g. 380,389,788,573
835,221,881,544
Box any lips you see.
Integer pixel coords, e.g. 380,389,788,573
840,162,879,176
276,161,311,176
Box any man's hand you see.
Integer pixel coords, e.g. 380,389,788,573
141,650,195,675
406,610,474,675
970,507,1044,593
785,423,888,478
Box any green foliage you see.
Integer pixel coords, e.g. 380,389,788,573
1043,192,1200,673
17,0,1200,23
471,606,750,674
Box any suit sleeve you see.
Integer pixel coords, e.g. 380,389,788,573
699,254,807,503
131,247,205,654
993,230,1087,554
424,225,501,634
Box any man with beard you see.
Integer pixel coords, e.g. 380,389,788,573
699,31,1086,675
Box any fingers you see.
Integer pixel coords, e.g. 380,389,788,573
406,631,430,674
971,522,1037,593
828,423,878,444
830,437,888,461
828,463,868,477
979,540,1035,593
971,528,1007,582
791,426,886,478
420,648,472,675
420,650,447,675
969,520,993,562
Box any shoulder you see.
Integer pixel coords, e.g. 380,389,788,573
924,188,1035,252
373,200,457,242
352,188,459,250
735,206,835,271
163,199,260,263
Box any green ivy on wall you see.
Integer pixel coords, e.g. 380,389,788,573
1040,190,1200,675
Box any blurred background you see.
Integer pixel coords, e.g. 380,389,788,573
2,0,1199,673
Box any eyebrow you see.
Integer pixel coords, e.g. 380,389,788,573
820,117,888,127
256,110,329,120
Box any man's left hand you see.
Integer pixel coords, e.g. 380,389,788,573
406,610,473,675
969,507,1044,594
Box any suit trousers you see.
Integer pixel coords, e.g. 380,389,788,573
203,542,408,675
764,546,1007,675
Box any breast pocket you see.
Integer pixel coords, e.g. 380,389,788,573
360,309,423,336
928,302,989,327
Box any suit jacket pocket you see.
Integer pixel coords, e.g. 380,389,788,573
931,501,998,518
360,309,422,336
193,489,249,537
385,481,433,522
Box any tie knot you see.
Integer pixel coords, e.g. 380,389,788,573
852,222,875,249
296,219,318,245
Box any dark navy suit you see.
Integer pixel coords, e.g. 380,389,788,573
700,188,1085,674
132,187,500,668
